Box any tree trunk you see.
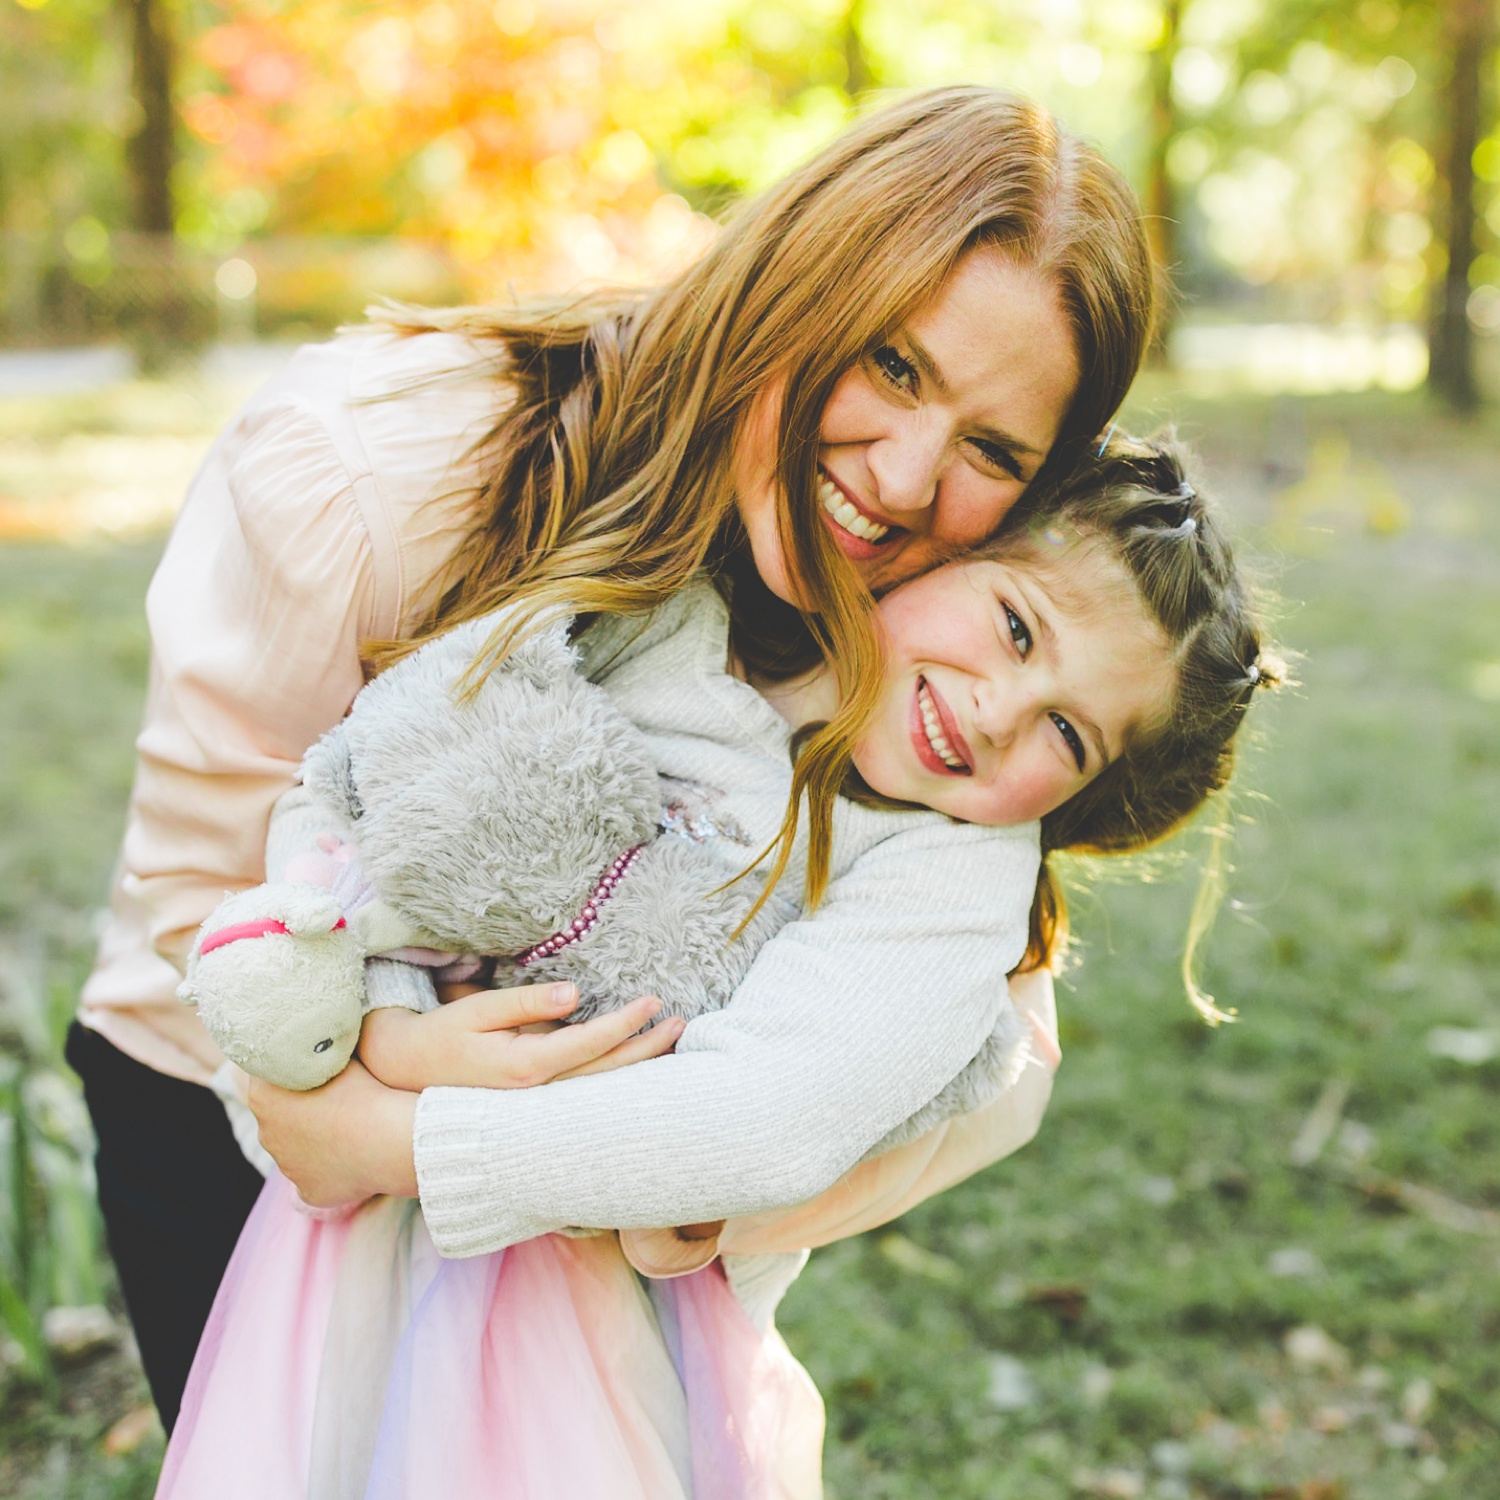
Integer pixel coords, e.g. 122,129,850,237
1427,0,1492,411
122,0,175,235
1145,0,1182,366
841,0,873,101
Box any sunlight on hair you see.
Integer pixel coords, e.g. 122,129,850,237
1181,820,1237,1026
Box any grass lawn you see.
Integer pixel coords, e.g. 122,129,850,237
1,368,1497,1497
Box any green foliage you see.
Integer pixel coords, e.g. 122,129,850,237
8,1,1495,352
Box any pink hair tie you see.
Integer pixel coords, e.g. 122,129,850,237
200,915,346,957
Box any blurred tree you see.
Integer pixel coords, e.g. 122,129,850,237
1427,0,1494,410
840,0,875,99
0,0,130,340
120,0,177,235
1146,0,1183,360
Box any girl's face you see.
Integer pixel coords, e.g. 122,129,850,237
852,540,1176,828
733,247,1080,604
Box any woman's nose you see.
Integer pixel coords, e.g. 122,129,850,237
866,415,947,516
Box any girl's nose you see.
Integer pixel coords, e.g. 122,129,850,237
866,414,947,517
966,672,1038,747
972,677,1019,747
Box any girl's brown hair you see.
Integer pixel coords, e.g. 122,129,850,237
378,86,1155,911
995,437,1282,1017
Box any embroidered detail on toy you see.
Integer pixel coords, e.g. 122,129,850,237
658,777,752,847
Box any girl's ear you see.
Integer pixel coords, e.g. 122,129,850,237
301,724,363,823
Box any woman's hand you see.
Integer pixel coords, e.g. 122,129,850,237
1009,966,1062,1072
359,981,684,1092
248,1059,420,1207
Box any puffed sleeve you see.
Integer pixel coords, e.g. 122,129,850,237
78,371,377,1082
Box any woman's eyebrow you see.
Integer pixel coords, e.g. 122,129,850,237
903,330,1048,460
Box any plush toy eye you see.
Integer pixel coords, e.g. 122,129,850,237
314,1038,334,1054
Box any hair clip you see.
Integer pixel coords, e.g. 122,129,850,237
1096,421,1117,458
1246,660,1261,684
1177,516,1198,535
1175,480,1196,502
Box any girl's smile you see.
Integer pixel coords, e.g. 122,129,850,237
912,676,973,774
852,542,1178,828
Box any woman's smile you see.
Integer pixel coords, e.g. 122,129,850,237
817,466,895,555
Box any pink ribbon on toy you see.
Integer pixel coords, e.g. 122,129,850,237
200,916,346,958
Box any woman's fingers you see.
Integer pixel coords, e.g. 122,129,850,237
554,1013,686,1081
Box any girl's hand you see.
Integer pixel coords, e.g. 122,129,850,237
248,1060,420,1206
359,981,685,1092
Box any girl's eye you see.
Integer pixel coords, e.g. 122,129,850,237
871,345,917,394
1050,711,1086,772
969,438,1025,483
1003,603,1032,659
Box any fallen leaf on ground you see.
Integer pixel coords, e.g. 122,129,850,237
102,1406,161,1456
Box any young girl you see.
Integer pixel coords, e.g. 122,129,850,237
156,439,1278,1499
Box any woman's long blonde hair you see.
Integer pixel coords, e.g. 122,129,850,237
377,86,1155,910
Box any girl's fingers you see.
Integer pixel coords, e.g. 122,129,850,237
519,995,665,1082
554,1014,685,1081
450,981,579,1033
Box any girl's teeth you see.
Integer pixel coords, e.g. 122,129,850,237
918,684,966,770
818,477,890,542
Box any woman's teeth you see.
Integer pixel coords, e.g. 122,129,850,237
818,475,890,543
918,683,966,771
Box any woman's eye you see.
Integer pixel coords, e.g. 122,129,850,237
1050,711,1086,772
1004,604,1032,659
871,345,917,394
970,438,1025,482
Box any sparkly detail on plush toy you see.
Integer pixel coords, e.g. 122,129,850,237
657,777,753,847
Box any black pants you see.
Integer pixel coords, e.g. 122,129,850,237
65,1021,266,1432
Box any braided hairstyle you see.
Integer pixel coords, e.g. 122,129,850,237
991,435,1282,1012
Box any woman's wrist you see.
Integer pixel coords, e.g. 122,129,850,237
362,1081,420,1199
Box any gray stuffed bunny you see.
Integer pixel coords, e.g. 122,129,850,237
180,612,1029,1150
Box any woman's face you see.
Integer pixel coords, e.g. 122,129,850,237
733,246,1081,604
851,541,1175,828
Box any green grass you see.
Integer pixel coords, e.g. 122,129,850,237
1,374,1498,1496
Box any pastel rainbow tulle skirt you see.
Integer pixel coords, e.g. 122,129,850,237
156,1176,824,1499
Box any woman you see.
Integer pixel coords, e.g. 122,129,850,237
68,86,1153,1435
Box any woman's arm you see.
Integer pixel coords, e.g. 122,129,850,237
400,819,1039,1256
616,967,1059,1274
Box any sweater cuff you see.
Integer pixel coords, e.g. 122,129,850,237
721,1249,810,1332
363,957,439,1014
413,1087,525,1258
